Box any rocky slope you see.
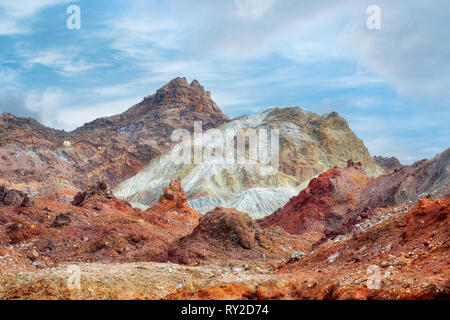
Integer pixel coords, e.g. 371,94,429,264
0,78,229,197
360,148,450,209
163,207,309,266
114,107,383,218
258,161,374,238
1,197,447,300
0,179,200,272
259,149,449,240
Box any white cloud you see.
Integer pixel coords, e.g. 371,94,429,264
53,97,141,130
340,0,450,104
16,48,104,76
0,0,74,35
235,0,277,18
7,87,139,130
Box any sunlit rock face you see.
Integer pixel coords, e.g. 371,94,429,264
114,107,383,218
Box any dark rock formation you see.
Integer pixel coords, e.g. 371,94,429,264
374,156,403,172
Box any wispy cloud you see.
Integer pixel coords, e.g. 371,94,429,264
15,48,104,76
0,0,74,35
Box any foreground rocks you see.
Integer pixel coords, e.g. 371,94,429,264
1,196,447,300
0,179,200,272
164,207,307,266
0,185,33,207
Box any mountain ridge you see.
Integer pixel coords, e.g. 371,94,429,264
114,106,383,218
0,78,229,195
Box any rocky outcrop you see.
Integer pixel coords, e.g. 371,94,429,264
0,185,33,207
258,161,374,238
159,178,187,205
402,197,449,242
164,207,307,266
0,180,201,270
115,107,383,218
0,78,229,196
72,181,111,206
374,156,403,173
143,178,201,231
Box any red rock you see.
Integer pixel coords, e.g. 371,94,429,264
402,197,449,242
163,207,308,266
0,179,201,271
258,161,373,238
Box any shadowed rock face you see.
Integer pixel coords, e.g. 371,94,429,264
0,78,229,196
374,156,403,173
0,185,33,207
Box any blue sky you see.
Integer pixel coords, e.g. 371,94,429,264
0,0,449,164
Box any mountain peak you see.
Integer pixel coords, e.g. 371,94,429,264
144,77,225,116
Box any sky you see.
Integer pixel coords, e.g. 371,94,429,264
0,0,449,164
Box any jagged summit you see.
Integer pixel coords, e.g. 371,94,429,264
142,77,224,115
76,77,228,133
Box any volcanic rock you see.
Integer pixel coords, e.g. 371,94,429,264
0,179,201,271
0,197,448,299
0,185,33,207
160,178,187,205
258,161,374,238
164,207,307,266
27,249,39,261
51,214,71,227
402,197,449,242
359,148,450,210
72,181,111,207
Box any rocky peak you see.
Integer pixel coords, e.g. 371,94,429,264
374,156,403,172
159,178,187,207
144,77,225,116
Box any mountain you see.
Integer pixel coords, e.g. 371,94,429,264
358,148,450,209
114,107,383,218
258,149,449,239
0,78,229,197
